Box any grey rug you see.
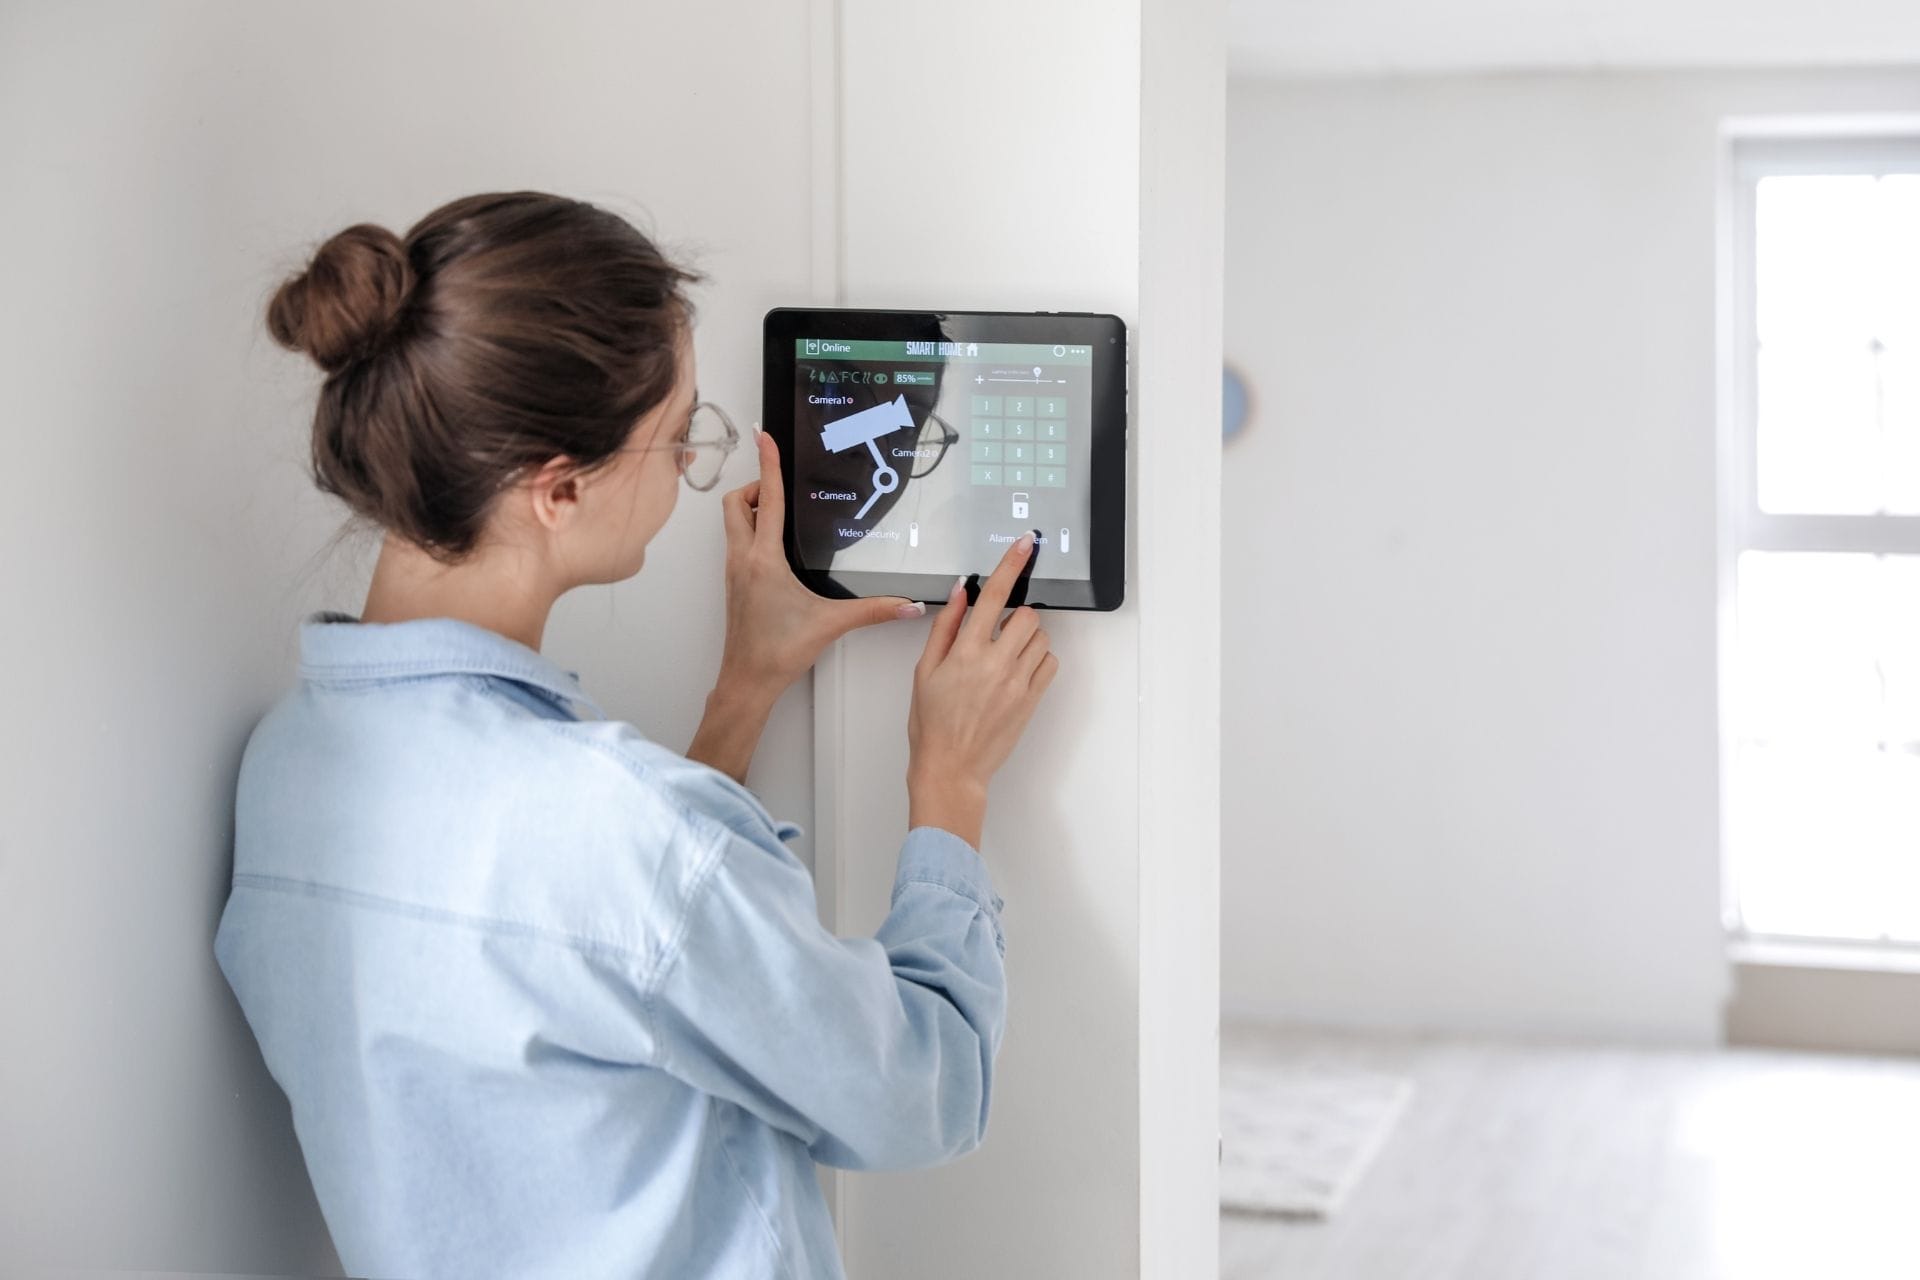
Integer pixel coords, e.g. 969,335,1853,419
1220,1062,1413,1219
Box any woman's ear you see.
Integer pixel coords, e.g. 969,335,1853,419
526,456,582,533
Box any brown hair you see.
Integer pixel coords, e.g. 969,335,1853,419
267,192,699,560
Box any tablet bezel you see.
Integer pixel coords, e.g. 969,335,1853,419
762,307,1127,612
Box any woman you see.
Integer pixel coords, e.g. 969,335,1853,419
214,191,1056,1280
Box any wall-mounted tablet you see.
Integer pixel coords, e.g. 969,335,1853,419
763,308,1126,611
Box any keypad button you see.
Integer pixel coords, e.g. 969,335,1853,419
1038,420,1066,441
971,395,1003,415
971,418,1001,439
1038,396,1067,418
1006,442,1032,464
970,441,1004,463
1005,396,1032,417
1037,443,1066,465
1006,419,1033,439
1038,467,1067,488
971,465,1001,485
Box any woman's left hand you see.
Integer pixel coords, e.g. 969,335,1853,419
715,430,924,699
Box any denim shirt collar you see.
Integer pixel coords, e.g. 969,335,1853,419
298,611,605,720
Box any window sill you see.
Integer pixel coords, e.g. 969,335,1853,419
1725,936,1920,1055
1729,936,1920,977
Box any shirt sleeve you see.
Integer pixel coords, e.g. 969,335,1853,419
644,820,1008,1171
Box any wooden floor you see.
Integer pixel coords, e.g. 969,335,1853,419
1220,1022,1920,1280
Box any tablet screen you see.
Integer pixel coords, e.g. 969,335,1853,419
792,339,1094,576
765,309,1125,611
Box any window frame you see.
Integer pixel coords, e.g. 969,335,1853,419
1718,126,1920,955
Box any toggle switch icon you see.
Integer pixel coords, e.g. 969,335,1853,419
909,521,919,547
1060,527,1070,553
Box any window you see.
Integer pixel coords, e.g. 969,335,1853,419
1722,134,1920,951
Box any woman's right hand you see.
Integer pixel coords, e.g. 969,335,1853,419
906,532,1060,850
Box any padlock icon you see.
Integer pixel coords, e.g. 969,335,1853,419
1011,492,1030,520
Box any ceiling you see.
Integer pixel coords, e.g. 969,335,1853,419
1227,0,1920,78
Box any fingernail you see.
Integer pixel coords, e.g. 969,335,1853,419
1017,531,1035,552
951,576,966,598
895,601,926,619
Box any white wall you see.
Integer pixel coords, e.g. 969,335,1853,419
1135,1,1226,1273
821,2,1223,1277
1221,67,1920,1043
3,1,1221,1275
0,2,815,1271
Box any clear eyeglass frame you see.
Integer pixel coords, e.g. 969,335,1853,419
909,410,962,478
625,400,740,491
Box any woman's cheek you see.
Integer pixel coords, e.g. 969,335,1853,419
656,453,682,517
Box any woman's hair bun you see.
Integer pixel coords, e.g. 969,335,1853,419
267,223,416,373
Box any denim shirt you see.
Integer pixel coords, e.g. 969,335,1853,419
214,612,1007,1280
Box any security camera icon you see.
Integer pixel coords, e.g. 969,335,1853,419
821,393,915,519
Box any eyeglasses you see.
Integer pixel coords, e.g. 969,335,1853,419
908,411,961,478
624,400,739,491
